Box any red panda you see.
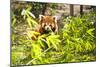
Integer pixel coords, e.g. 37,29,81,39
31,15,58,40
35,15,58,34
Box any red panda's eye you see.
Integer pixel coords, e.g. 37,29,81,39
50,25,52,27
44,24,46,27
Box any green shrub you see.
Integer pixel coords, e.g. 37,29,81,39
11,8,96,66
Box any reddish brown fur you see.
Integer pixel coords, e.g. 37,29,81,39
35,15,58,34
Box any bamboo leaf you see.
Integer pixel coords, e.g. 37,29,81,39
87,28,95,37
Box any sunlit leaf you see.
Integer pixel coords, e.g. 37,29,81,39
87,28,95,37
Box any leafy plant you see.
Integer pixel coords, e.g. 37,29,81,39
11,3,96,66
21,9,38,28
61,12,96,62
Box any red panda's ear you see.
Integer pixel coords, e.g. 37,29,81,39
53,16,57,23
39,15,44,23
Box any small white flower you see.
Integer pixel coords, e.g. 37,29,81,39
66,17,69,19
83,34,85,37
91,22,94,24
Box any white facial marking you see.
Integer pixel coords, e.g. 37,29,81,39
52,23,54,28
42,23,44,27
45,25,51,31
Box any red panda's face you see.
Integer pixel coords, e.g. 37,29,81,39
39,15,58,33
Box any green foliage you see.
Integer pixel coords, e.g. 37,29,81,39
11,3,96,66
21,9,38,29
61,13,96,62
49,3,58,9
